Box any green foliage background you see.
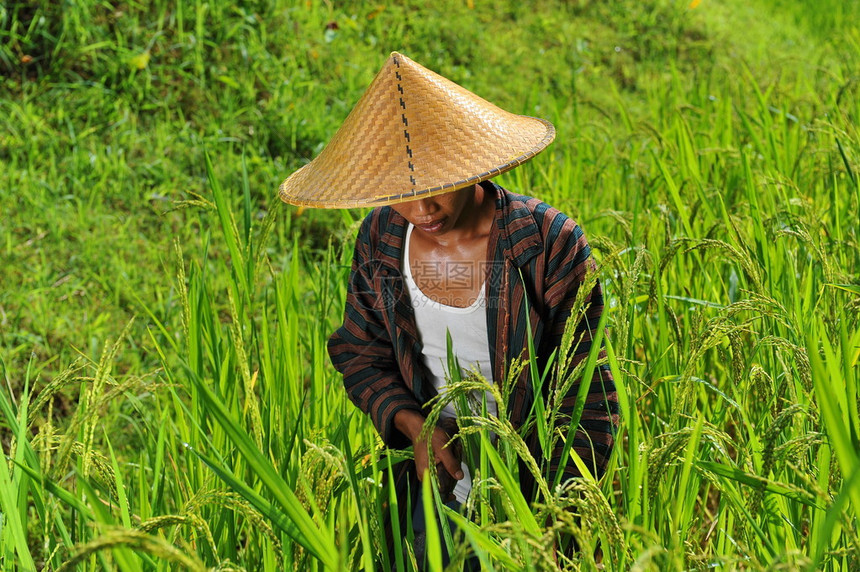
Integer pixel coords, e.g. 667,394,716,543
1,0,858,570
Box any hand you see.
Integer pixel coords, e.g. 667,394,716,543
394,410,464,482
414,425,464,483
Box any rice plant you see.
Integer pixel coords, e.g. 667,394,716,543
1,0,858,570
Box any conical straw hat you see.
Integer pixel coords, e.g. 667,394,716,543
278,52,555,209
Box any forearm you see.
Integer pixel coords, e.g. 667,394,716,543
393,408,425,443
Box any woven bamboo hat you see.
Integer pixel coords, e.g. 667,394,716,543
278,52,555,209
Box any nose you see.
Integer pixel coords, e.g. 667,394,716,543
410,197,437,216
414,198,432,214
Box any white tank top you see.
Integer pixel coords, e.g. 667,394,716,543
403,223,497,503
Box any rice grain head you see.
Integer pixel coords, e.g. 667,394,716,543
57,528,207,572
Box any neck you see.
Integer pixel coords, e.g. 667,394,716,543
432,184,495,248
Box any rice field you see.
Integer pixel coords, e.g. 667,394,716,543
1,0,858,570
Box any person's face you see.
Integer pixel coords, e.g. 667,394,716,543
390,185,478,237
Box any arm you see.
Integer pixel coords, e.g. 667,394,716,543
329,215,465,480
327,214,424,449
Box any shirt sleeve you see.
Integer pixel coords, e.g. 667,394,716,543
327,214,424,449
541,215,619,483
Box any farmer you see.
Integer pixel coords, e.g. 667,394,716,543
279,52,618,562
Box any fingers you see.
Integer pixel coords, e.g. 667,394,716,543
432,428,464,480
413,424,464,482
436,447,464,480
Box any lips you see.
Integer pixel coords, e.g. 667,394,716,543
415,217,447,233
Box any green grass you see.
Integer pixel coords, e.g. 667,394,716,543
1,0,859,569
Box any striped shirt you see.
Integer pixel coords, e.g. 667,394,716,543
328,181,619,486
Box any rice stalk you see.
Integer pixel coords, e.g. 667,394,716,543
755,336,812,394
183,489,284,560
138,513,217,559
541,477,632,567
748,365,776,417
41,542,64,572
27,358,86,427
227,287,264,450
168,190,215,212
551,266,603,410
683,239,764,292
500,356,528,419
423,372,553,501
40,365,158,486
211,561,249,572
775,434,824,466
30,437,120,504
253,197,281,280
174,238,191,343
618,246,650,351
464,475,500,523
555,266,602,384
647,421,734,499
297,438,346,516
728,329,746,388
672,293,796,418
648,235,688,312
588,234,623,261
747,404,805,518
629,545,673,572
56,528,207,571
76,319,135,480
